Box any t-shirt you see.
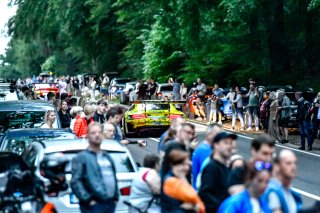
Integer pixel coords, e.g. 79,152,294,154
73,80,79,90
250,197,263,213
172,83,181,94
96,152,116,198
150,82,158,95
93,112,106,124
192,142,211,188
268,189,298,213
248,90,259,107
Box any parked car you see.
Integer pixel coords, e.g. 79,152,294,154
120,81,137,104
109,78,132,91
156,83,173,100
0,100,61,136
0,128,77,154
22,139,139,213
32,83,60,98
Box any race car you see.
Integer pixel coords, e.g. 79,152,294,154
123,100,186,136
33,83,60,97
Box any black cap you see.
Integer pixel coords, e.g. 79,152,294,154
213,132,238,143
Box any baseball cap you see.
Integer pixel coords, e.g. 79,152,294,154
213,132,238,143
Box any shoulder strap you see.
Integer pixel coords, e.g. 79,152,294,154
142,169,151,182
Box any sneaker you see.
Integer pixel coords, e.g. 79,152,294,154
255,127,259,131
308,147,312,151
246,127,252,131
218,121,222,125
298,147,305,150
240,127,245,131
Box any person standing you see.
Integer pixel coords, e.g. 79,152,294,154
73,76,80,96
149,79,158,100
268,92,281,142
232,86,245,130
245,83,260,131
89,77,97,100
93,99,108,124
59,100,71,128
199,132,234,212
169,78,181,100
71,123,118,213
129,154,161,213
196,78,207,100
295,92,312,150
70,106,83,130
278,90,291,144
41,110,57,129
264,150,302,213
73,105,95,138
180,83,188,100
101,73,109,99
212,84,224,125
310,94,320,148
260,91,271,132
225,87,236,130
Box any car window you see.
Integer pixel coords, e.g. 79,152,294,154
160,86,173,91
53,151,135,173
0,111,46,134
3,133,76,154
139,104,170,111
23,146,39,169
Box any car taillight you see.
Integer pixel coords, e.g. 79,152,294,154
169,114,182,120
120,186,131,196
130,114,147,119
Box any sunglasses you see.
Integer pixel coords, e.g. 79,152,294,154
255,161,272,172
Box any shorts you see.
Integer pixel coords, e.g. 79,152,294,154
279,117,290,127
101,88,108,95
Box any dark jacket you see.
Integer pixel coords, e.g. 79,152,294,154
199,159,230,212
296,98,311,122
59,110,71,128
93,111,106,124
71,149,119,204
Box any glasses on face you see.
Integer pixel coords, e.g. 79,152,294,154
255,161,272,172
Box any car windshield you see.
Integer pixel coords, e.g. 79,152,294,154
160,85,173,92
139,104,170,110
3,133,76,154
53,151,135,173
0,111,45,134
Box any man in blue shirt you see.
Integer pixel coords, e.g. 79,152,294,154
192,124,221,188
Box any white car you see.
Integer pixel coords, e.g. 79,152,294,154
22,139,138,213
156,83,173,100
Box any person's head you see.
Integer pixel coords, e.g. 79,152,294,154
295,92,303,101
269,91,277,101
84,105,95,119
229,87,234,92
249,78,256,84
164,96,169,101
212,132,235,163
177,123,195,144
251,134,275,162
143,154,161,172
103,123,116,139
181,82,185,87
276,149,297,182
110,105,125,123
245,161,272,198
61,93,71,102
277,90,285,101
53,99,61,111
196,97,202,103
264,91,270,100
61,100,68,111
250,83,256,90
229,155,245,169
103,73,106,77
197,78,201,84
70,106,83,118
214,84,219,89
87,122,103,147
205,124,222,146
97,99,108,114
167,150,190,178
47,92,56,102
235,86,240,93
44,110,56,124
107,109,120,125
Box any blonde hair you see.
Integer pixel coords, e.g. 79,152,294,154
84,104,96,116
44,110,55,123
70,106,83,117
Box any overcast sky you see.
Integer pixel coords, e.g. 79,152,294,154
0,0,16,55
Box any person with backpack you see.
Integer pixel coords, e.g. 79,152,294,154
128,154,161,213
295,92,312,150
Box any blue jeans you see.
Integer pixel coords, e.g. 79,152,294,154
80,200,116,213
299,121,313,148
232,108,244,128
247,106,259,128
312,120,320,143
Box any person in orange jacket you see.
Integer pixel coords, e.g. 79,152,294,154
73,104,95,138
161,149,205,213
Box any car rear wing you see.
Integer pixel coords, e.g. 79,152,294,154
131,100,186,104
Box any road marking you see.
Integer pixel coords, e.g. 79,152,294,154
293,188,320,201
189,121,320,158
150,137,160,143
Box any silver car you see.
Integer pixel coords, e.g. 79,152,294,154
22,139,138,213
156,83,173,100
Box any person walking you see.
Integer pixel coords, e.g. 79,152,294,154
169,78,181,100
73,105,95,138
268,92,281,142
245,83,260,131
41,110,57,129
310,94,320,148
218,161,272,213
295,92,312,150
71,123,118,213
129,154,161,213
161,149,205,213
231,86,245,130
212,84,224,125
263,150,302,213
278,90,291,144
199,132,235,212
59,100,71,128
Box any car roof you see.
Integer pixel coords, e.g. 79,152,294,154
0,100,55,111
4,128,75,138
41,139,127,153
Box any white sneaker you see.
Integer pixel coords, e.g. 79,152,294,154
255,127,259,131
240,127,245,131
246,127,252,131
218,121,222,125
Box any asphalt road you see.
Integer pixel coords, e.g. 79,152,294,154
127,122,320,209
